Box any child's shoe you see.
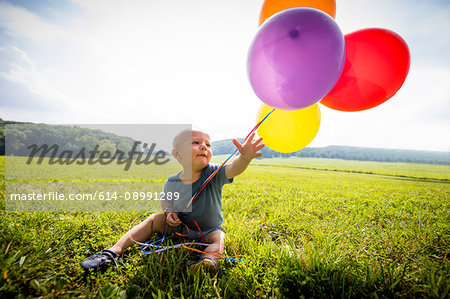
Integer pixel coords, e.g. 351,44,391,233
189,257,219,275
81,249,119,272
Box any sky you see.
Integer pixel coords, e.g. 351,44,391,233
0,0,449,152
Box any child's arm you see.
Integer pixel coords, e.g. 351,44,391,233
225,132,264,179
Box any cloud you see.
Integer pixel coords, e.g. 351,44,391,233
0,2,65,43
337,0,450,67
0,44,128,124
0,45,68,110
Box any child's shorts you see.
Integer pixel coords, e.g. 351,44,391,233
171,224,223,241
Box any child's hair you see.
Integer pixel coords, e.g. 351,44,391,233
172,126,210,149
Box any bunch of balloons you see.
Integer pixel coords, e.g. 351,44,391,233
248,0,410,153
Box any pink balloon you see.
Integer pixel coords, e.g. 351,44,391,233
247,8,345,110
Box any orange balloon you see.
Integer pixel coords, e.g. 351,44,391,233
259,0,336,25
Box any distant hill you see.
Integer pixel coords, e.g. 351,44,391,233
0,118,137,156
2,119,448,165
212,139,450,165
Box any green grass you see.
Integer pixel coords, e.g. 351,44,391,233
1,156,449,298
215,155,450,181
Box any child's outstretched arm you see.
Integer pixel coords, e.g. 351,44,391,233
225,132,264,179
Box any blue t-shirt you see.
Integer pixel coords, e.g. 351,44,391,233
162,164,233,230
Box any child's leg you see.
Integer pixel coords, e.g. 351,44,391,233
110,212,167,255
202,230,225,261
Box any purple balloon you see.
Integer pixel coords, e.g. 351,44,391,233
247,7,346,110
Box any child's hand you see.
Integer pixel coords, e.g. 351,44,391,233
232,132,265,162
226,132,265,179
166,212,182,227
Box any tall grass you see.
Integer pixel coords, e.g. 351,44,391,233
1,156,449,297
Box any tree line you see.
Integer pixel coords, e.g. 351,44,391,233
211,139,450,165
1,119,448,164
0,119,136,157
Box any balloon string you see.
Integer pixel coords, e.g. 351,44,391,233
181,107,276,212
138,107,275,261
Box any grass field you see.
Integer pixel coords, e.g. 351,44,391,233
215,155,450,181
1,156,449,298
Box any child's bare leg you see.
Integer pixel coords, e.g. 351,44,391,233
110,212,167,255
202,230,225,261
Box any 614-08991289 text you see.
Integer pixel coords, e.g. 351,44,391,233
9,191,180,201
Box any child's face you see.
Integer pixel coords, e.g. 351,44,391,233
190,131,212,169
174,130,212,170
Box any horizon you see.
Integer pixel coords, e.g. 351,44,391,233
210,137,450,153
0,0,449,152
2,117,449,153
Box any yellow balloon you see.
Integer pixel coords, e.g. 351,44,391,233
256,104,321,153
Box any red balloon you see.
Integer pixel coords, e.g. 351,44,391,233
321,28,410,111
